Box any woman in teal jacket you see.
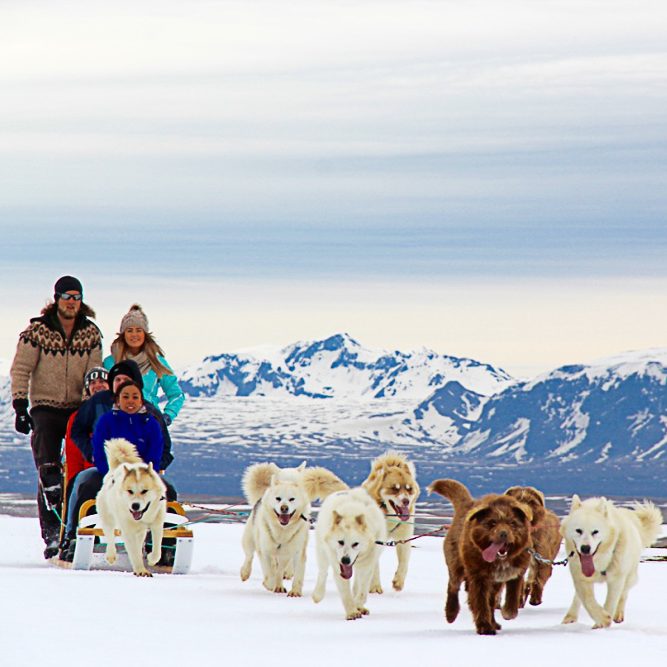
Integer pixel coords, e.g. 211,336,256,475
103,304,185,425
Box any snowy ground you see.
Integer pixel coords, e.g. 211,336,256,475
2,514,666,666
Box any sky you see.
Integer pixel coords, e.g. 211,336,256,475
2,512,666,666
1,1,666,377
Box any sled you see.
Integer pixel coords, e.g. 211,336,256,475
70,499,194,574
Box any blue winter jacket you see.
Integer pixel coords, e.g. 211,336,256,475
103,354,185,423
71,390,174,470
92,408,163,476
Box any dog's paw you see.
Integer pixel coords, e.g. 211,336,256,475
476,622,497,635
147,551,160,566
346,610,363,620
613,612,624,624
358,606,369,616
562,614,578,624
369,583,383,594
105,549,117,565
273,585,287,594
134,570,153,578
287,589,302,598
240,567,250,581
592,613,612,629
392,576,404,592
501,605,518,620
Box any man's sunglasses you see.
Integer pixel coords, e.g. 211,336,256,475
59,293,82,301
86,370,108,382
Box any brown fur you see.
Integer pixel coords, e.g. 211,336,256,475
429,478,533,635
505,486,561,606
362,451,420,592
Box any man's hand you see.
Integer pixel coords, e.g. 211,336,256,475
13,399,33,435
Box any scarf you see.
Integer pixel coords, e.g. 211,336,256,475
111,340,151,375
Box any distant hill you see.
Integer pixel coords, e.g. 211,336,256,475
179,333,514,399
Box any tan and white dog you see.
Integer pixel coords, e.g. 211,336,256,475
362,451,420,592
561,494,662,628
96,438,167,577
240,461,346,596
312,487,387,620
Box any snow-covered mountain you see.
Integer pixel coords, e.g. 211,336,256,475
2,344,667,496
179,333,514,400
420,348,667,466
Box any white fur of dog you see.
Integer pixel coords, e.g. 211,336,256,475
240,461,347,596
560,494,662,628
96,438,167,577
362,450,420,592
312,487,387,620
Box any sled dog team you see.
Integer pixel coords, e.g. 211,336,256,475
93,441,662,632
238,451,663,632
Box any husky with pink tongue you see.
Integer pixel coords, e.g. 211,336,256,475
312,488,387,620
240,461,347,596
561,494,662,629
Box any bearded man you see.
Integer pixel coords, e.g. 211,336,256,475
10,275,103,558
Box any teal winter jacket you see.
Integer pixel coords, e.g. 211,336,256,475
103,354,185,423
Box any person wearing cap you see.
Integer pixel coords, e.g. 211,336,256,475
57,366,109,559
10,275,102,558
103,304,184,427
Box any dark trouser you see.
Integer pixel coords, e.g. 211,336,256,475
30,407,76,545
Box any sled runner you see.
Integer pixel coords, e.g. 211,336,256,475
69,499,194,574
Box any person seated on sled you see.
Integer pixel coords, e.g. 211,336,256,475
64,367,110,489
62,365,177,562
70,359,174,473
58,366,109,557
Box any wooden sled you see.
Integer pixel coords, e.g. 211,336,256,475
70,499,194,574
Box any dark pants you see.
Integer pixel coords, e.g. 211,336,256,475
30,407,75,545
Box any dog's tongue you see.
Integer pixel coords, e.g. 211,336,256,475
482,542,504,563
130,510,143,521
278,513,291,526
397,504,411,521
579,552,596,577
339,563,353,580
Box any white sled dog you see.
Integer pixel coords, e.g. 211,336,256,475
240,461,347,596
362,450,420,592
96,438,167,577
560,494,662,628
312,487,387,620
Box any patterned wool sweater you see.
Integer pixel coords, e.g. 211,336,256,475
11,311,103,411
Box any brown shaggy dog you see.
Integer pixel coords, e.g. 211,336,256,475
429,479,533,635
362,451,420,592
505,486,561,606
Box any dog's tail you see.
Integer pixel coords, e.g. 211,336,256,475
428,478,473,512
105,438,142,470
242,462,280,504
632,501,663,548
303,467,348,501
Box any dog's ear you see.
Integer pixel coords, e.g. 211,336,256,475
363,465,385,496
466,504,490,524
333,511,343,526
571,494,582,510
512,502,533,524
297,461,307,472
355,514,366,528
147,462,154,471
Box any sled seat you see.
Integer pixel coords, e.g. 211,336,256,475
72,500,194,574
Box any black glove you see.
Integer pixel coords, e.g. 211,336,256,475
13,399,33,435
163,413,172,427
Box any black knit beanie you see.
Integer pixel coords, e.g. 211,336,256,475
54,275,83,300
107,359,144,390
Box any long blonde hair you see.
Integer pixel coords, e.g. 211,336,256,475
110,329,173,379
